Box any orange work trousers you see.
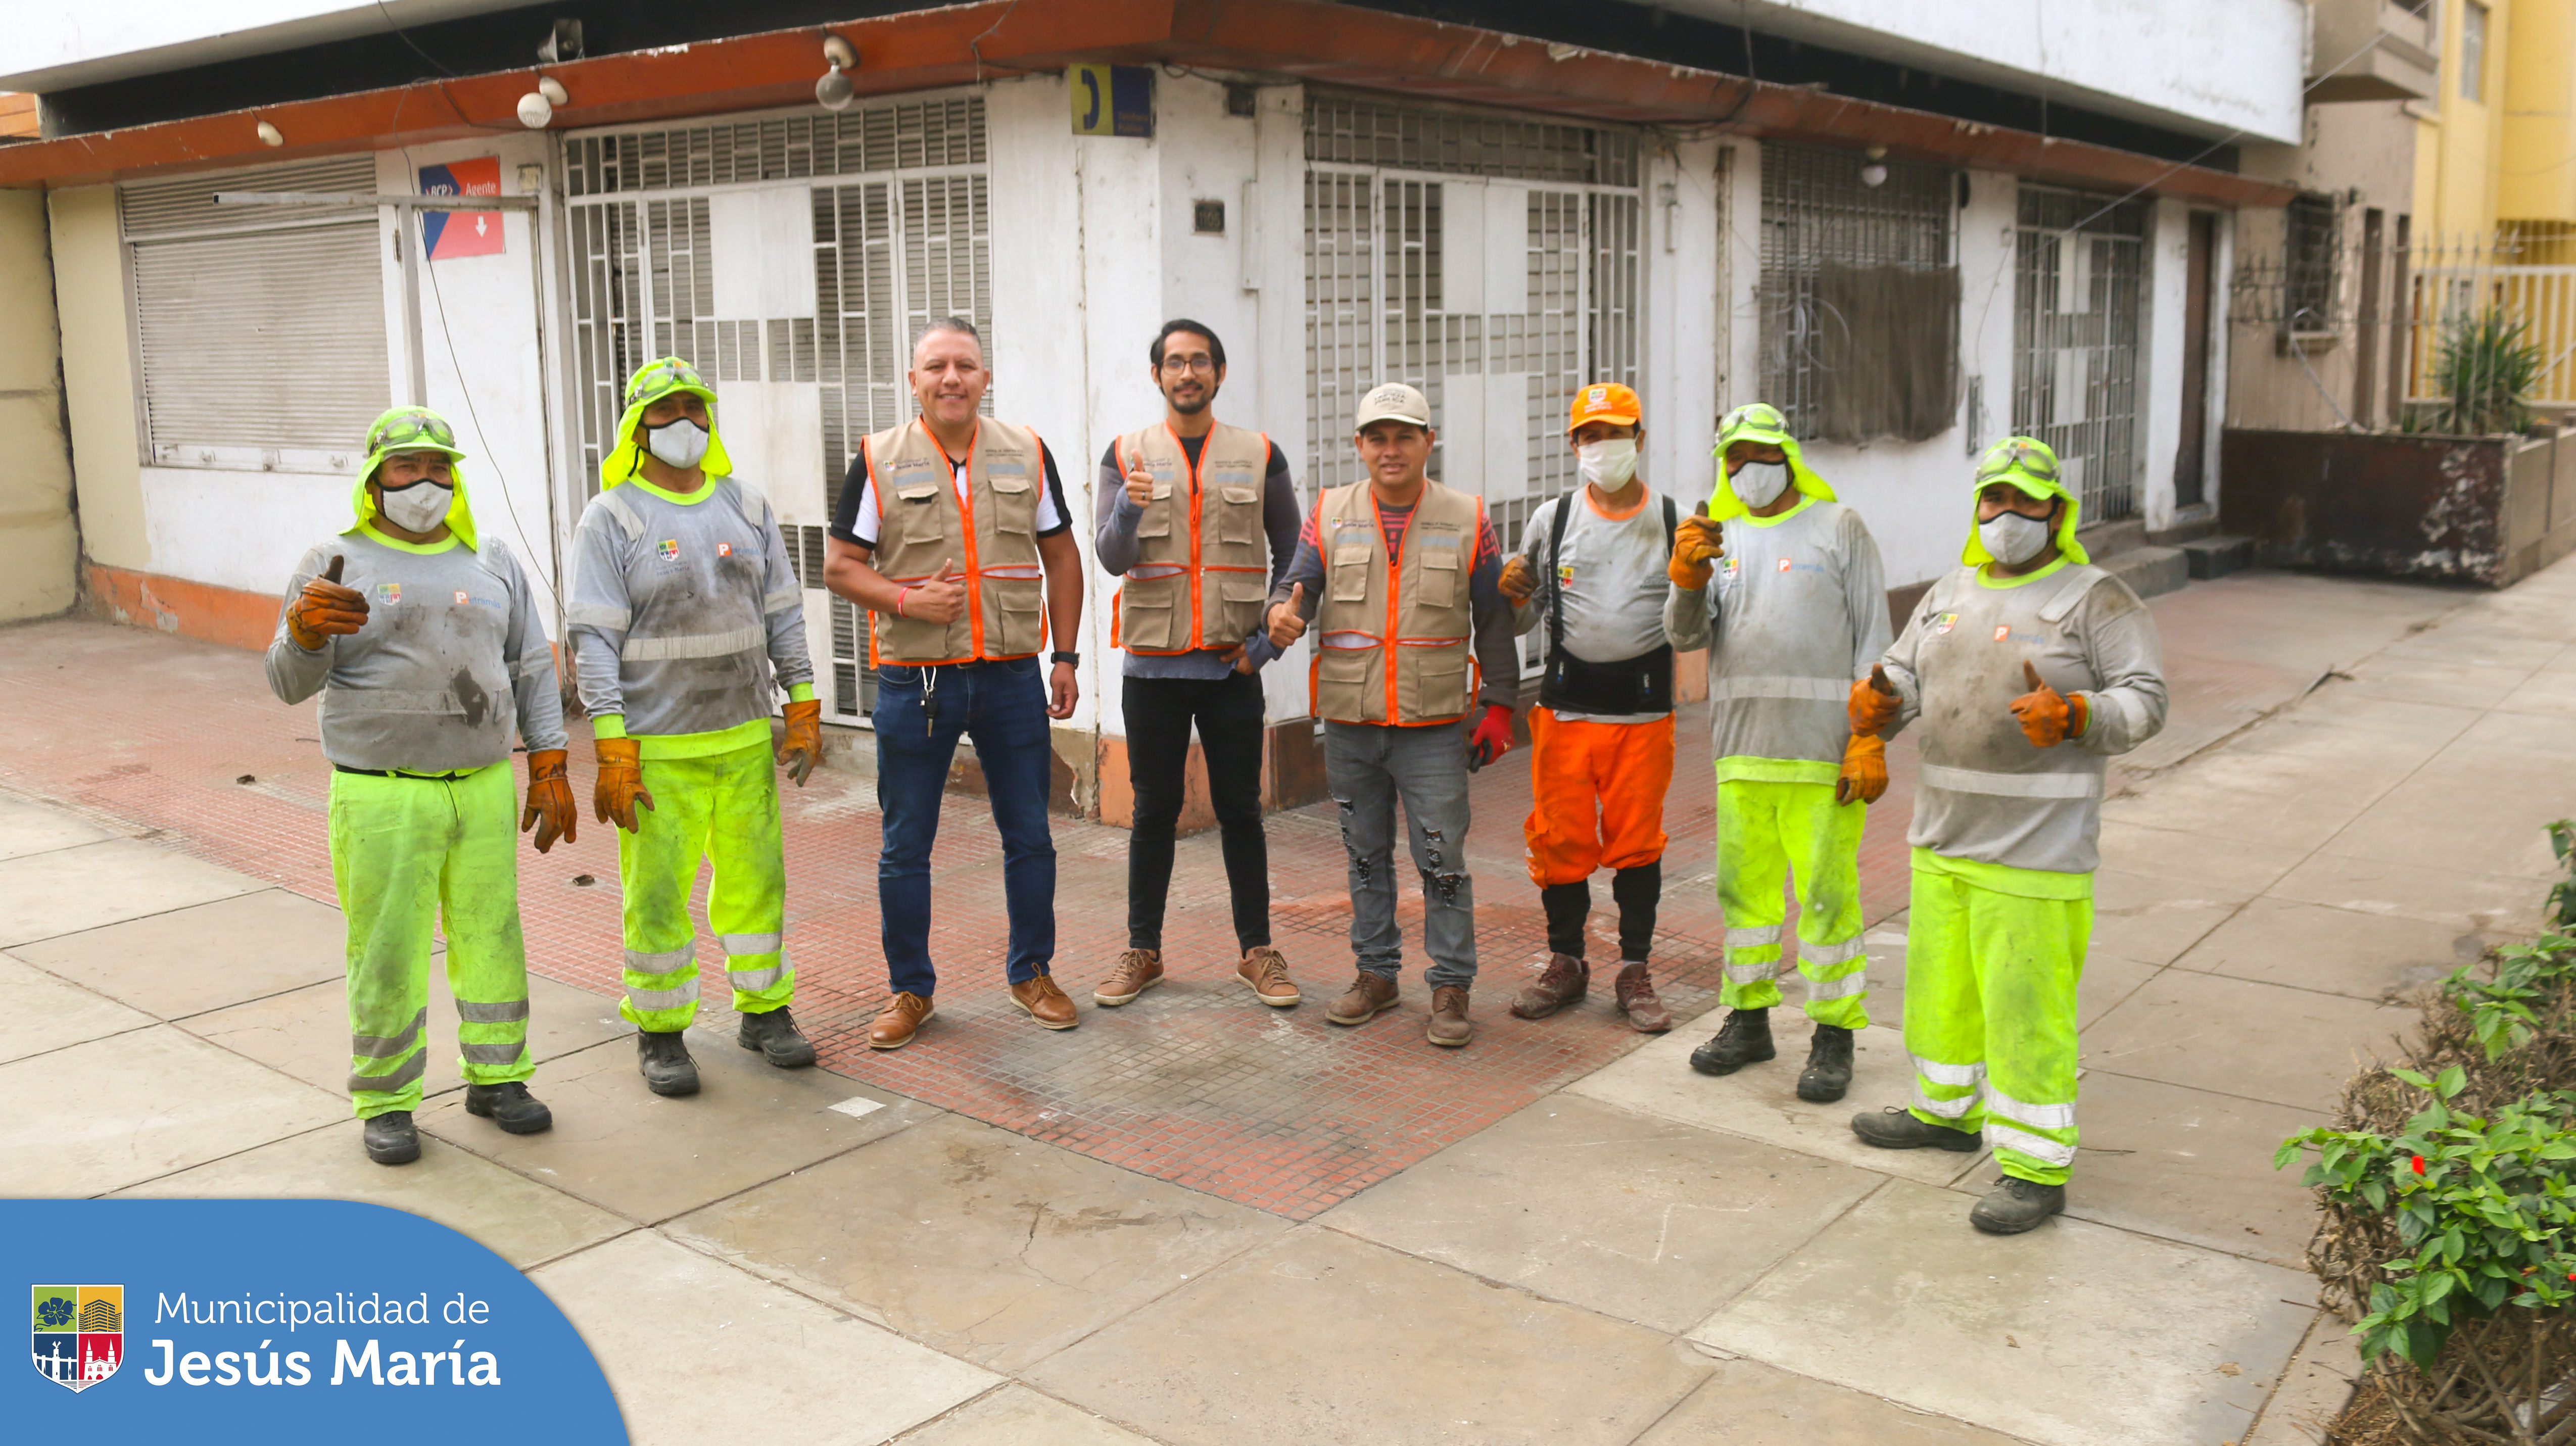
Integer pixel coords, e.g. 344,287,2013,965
1522,707,1675,887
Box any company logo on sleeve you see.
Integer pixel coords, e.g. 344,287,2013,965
31,1284,121,1391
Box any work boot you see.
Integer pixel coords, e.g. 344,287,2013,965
1426,986,1473,1047
1796,1024,1856,1102
869,991,934,1049
1509,953,1589,1020
1849,1105,1982,1151
636,1029,700,1097
1688,1008,1775,1076
1969,1177,2067,1235
1237,947,1301,1007
463,1082,553,1135
1327,970,1399,1026
1613,962,1671,1034
362,1110,420,1166
1010,972,1080,1030
1095,949,1164,1006
738,1006,817,1069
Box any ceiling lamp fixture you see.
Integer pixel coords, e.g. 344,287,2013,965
1858,145,1889,189
517,75,567,129
256,120,284,147
817,34,857,112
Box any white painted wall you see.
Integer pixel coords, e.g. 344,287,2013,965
1642,0,2306,146
2141,198,2190,533
0,0,529,92
1641,135,1726,516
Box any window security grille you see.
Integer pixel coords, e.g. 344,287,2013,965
1756,142,1957,443
2282,192,2343,334
2012,185,2150,524
122,156,391,470
565,98,987,724
1303,98,1643,677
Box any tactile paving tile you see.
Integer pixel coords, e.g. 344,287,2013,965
0,619,1935,1218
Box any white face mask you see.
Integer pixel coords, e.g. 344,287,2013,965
1978,510,2054,565
377,479,454,534
1576,438,1638,490
646,416,711,469
1732,460,1790,509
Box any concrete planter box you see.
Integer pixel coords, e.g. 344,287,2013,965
2220,427,2576,586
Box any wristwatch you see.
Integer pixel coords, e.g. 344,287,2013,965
1050,651,1079,665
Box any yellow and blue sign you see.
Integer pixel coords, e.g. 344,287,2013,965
1070,64,1154,137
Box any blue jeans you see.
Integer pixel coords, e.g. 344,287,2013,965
1325,719,1478,990
872,658,1058,996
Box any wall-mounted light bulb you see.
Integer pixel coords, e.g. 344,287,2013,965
517,90,554,129
817,34,857,112
257,120,284,147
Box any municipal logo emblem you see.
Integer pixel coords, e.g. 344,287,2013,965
1936,612,1958,635
31,1284,122,1391
656,540,681,562
374,583,401,604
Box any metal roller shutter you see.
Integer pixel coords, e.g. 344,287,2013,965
122,158,391,470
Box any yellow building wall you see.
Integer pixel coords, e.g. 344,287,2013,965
2500,0,2576,225
46,184,148,572
2417,0,2509,244
0,188,78,619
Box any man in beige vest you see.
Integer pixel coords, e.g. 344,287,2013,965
1092,320,1304,1012
1264,382,1520,1046
823,317,1087,1049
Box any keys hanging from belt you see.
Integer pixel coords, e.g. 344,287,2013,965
922,665,940,737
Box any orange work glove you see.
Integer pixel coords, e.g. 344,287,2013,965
593,735,655,832
1835,734,1888,806
285,554,369,651
520,748,577,853
778,697,823,787
1848,664,1900,736
1498,554,1540,605
2008,660,2087,748
1667,516,1725,589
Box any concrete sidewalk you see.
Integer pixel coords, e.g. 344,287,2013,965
4,554,2571,1445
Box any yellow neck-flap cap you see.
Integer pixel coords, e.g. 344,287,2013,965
1707,401,1835,520
346,405,478,549
600,356,734,489
1961,435,2088,566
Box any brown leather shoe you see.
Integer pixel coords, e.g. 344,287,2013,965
1427,986,1473,1047
1237,947,1301,1007
1615,962,1672,1034
1509,953,1590,1020
1094,948,1163,1006
869,991,934,1049
1010,972,1080,1030
1326,970,1399,1025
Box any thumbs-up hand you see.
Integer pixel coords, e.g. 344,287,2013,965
2009,658,2082,748
901,558,967,626
1266,582,1310,649
1847,662,1901,736
1124,464,1157,509
287,553,370,650
1667,515,1725,590
1498,555,1539,605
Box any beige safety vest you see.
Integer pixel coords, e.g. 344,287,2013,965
1112,422,1272,654
862,417,1048,664
1311,478,1482,726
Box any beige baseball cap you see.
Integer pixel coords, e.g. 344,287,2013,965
1354,381,1432,431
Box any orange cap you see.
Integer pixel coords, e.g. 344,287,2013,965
1566,381,1641,433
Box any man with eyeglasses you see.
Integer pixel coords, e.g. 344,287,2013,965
1090,320,1305,1011
1666,403,1890,1102
567,359,826,1097
268,407,575,1165
1844,436,2167,1234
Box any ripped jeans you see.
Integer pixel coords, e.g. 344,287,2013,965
1324,719,1477,990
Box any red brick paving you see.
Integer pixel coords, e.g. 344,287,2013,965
0,583,2304,1217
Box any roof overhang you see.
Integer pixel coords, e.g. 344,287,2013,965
0,0,2294,210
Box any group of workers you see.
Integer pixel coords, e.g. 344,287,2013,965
267,314,2167,1235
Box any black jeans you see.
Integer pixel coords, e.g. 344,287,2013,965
1124,671,1270,953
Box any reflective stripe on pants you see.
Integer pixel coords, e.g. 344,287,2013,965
1901,850,2089,1185
615,739,793,1031
1711,774,1870,1027
328,762,535,1119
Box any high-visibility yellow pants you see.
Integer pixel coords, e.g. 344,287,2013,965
615,740,792,1031
1713,770,1869,1028
328,763,533,1119
1903,848,2089,1186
